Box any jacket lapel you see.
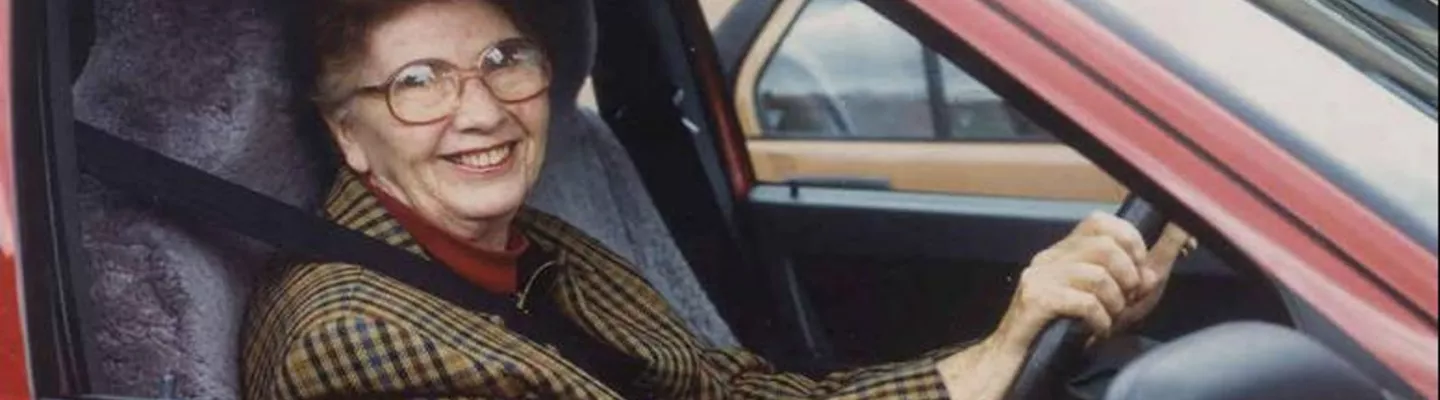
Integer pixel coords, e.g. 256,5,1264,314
322,169,428,257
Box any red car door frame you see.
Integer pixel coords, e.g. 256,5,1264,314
0,0,33,396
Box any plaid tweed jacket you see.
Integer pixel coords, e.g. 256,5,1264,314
242,170,954,399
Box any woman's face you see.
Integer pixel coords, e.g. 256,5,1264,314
328,0,549,244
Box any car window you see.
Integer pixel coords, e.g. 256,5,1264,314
754,0,1049,141
735,0,1123,202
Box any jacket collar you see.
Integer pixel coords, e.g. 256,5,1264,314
322,168,429,258
320,168,573,265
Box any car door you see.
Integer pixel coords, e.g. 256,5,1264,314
705,0,1287,370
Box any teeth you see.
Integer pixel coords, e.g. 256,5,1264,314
453,144,512,168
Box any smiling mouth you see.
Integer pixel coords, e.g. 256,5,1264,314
442,142,517,172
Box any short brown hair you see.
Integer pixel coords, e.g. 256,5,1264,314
306,0,530,114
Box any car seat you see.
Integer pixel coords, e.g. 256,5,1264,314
69,0,736,397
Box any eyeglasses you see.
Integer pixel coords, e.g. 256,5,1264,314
350,38,550,124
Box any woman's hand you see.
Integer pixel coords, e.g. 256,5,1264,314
936,213,1189,399
1114,224,1192,332
990,212,1152,351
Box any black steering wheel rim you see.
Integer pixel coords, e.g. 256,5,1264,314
1003,195,1167,400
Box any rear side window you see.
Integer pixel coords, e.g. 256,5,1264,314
754,0,1049,141
733,0,1122,202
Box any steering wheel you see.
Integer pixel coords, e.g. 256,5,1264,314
1003,195,1168,400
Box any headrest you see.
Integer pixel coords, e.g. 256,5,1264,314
511,0,596,112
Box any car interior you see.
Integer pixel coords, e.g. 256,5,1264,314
10,0,1424,398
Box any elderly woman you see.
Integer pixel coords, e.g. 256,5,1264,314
242,0,1189,398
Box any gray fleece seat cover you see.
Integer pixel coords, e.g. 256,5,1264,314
71,0,736,397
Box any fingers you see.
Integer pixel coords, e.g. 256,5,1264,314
1067,263,1127,316
1039,235,1142,296
1054,286,1115,337
1075,211,1148,262
1015,263,1125,328
1008,215,1191,345
998,261,1128,351
1084,237,1141,295
1136,224,1192,293
1150,224,1192,268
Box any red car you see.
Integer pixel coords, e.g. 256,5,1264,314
1,0,1435,399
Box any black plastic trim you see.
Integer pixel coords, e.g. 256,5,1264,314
592,0,779,353
922,49,953,140
750,185,1111,263
713,0,782,89
754,132,1059,143
13,0,66,393
747,184,1110,370
15,0,93,395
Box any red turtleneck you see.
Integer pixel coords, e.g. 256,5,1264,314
365,180,528,295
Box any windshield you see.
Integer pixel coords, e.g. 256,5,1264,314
1348,0,1438,61
1255,0,1439,113
1101,0,1439,250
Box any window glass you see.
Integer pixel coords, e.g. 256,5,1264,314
754,0,1048,141
1255,0,1438,111
939,62,1049,139
700,0,739,28
741,0,1123,203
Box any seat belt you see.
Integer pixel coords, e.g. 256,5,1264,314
72,121,535,332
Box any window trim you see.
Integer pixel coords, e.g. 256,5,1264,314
734,0,807,138
751,132,1060,143
921,48,954,139
16,0,96,396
